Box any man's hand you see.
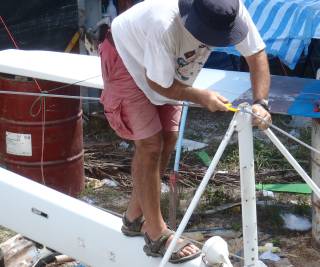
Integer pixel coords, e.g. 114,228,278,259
252,104,272,130
202,90,229,112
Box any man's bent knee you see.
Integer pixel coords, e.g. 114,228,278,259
134,133,163,160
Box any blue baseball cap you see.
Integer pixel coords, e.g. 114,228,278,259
179,0,249,47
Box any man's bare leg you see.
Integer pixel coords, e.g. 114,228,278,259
125,131,199,257
127,132,165,233
125,131,176,221
125,154,143,221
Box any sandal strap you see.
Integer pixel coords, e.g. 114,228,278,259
122,213,145,232
143,229,201,263
172,239,192,254
144,229,173,254
170,239,199,263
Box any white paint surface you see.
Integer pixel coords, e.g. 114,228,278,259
0,49,103,89
0,167,202,267
193,68,251,102
0,49,250,102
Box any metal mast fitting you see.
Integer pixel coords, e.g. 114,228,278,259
236,104,259,267
161,108,262,267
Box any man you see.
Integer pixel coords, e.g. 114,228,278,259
99,0,271,263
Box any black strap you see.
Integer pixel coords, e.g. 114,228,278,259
253,99,270,111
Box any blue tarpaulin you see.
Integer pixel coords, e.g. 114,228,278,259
216,0,320,69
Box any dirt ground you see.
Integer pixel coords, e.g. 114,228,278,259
0,227,14,244
80,109,320,267
1,109,320,266
79,184,320,267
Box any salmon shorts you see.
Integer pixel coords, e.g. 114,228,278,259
99,39,182,141
104,96,182,141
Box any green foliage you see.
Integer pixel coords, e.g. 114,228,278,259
160,191,173,221
218,143,239,171
79,180,96,197
270,237,281,247
200,186,231,210
231,222,242,231
292,197,311,216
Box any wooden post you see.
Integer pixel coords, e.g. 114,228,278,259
77,0,102,114
312,70,320,249
312,119,320,249
169,172,177,230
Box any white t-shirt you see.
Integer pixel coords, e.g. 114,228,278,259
111,0,265,105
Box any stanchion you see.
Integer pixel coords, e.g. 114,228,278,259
237,104,259,266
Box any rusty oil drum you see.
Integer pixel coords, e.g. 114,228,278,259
0,76,84,196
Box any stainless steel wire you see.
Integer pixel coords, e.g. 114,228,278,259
0,87,318,156
242,107,320,155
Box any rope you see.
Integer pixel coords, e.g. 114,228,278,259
41,97,46,185
0,16,19,49
0,16,42,92
46,75,101,93
0,16,45,183
0,16,101,186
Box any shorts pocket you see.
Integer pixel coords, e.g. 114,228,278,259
104,101,133,139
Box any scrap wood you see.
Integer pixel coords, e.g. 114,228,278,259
52,255,74,264
0,234,37,267
194,202,241,216
84,142,116,149
83,144,305,192
0,249,3,267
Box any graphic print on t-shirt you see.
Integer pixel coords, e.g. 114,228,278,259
176,44,211,82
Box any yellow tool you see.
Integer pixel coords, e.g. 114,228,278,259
225,103,239,112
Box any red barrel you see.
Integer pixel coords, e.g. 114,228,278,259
0,76,84,196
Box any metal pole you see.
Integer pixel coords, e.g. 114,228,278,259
169,104,189,229
174,104,189,172
236,107,259,267
159,114,237,267
264,129,320,198
311,119,320,249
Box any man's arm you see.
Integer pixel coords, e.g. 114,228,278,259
245,49,272,129
146,76,229,112
246,49,270,102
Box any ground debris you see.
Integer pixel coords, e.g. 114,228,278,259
84,141,304,192
0,235,38,267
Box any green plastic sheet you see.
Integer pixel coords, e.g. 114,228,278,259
256,183,312,194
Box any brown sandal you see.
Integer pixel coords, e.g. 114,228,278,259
143,229,201,264
121,213,145,237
